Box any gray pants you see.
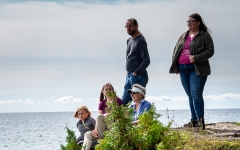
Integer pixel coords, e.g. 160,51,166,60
82,114,108,150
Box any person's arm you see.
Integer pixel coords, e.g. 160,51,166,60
98,101,104,114
98,110,103,114
131,120,140,125
134,40,150,75
144,102,151,112
192,33,214,62
91,118,98,138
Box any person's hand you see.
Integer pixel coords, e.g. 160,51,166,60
189,55,195,62
132,72,137,76
92,130,98,138
103,113,109,117
131,120,139,125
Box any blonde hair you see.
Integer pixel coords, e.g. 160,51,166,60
74,105,91,118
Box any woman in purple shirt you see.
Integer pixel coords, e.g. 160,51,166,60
83,83,122,150
98,83,123,115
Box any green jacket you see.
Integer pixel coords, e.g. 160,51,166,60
169,30,214,76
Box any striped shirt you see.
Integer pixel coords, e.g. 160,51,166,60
130,99,151,121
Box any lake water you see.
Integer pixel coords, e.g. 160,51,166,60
1,109,240,150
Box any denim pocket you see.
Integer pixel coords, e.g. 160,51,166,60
130,74,141,84
130,73,148,87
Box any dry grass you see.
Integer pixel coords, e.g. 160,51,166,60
157,128,240,150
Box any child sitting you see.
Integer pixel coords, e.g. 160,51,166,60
74,105,96,146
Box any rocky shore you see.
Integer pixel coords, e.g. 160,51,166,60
178,122,240,141
205,122,240,140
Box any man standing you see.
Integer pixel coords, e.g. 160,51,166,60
122,18,150,106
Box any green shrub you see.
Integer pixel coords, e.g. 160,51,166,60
60,127,81,150
95,91,171,150
133,104,171,150
95,92,135,150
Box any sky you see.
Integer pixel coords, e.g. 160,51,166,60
0,0,240,113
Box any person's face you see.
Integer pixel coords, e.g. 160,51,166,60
125,20,137,35
102,85,114,98
187,17,200,31
77,109,89,121
130,92,143,102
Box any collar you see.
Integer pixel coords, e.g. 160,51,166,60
131,99,145,106
186,30,204,35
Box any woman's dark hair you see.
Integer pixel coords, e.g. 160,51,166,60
99,83,115,102
189,13,211,34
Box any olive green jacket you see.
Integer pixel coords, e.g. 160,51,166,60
169,30,214,76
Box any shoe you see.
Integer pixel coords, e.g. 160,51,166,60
197,117,205,130
184,119,197,128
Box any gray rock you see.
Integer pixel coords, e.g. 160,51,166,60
205,122,240,139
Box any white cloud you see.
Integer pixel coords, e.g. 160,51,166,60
204,93,240,101
146,95,172,102
0,99,23,104
0,99,34,104
25,99,34,104
49,95,56,100
54,96,82,103
147,93,240,102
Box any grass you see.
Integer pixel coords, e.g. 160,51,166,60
235,122,240,126
157,128,240,150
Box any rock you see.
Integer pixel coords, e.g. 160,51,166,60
176,122,240,141
205,122,240,140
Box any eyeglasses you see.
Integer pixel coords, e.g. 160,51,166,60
125,25,134,28
186,20,197,24
130,92,139,95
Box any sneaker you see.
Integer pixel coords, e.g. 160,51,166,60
197,117,205,130
184,119,197,128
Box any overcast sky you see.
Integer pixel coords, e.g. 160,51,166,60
0,0,240,113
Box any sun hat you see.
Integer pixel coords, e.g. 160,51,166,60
127,84,146,96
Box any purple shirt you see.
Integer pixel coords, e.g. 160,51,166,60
178,34,194,64
98,98,123,114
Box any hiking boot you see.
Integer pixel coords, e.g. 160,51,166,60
184,119,197,128
197,117,205,130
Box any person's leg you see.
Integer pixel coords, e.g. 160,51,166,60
122,71,148,106
189,73,207,119
82,131,93,150
136,71,148,88
122,73,132,106
96,114,108,139
179,64,197,122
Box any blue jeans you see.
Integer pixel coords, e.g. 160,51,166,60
122,71,148,106
178,64,207,121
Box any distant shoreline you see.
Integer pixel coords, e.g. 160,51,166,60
1,108,240,113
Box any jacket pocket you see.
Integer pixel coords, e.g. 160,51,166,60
197,46,204,53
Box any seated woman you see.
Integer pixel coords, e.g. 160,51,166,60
82,83,123,150
74,105,96,146
127,84,151,125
